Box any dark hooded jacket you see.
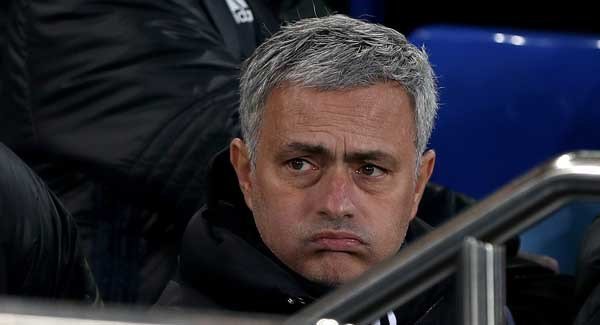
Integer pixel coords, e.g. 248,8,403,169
156,149,458,325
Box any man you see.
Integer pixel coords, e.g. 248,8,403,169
158,15,463,324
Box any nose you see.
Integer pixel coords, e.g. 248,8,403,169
317,167,356,219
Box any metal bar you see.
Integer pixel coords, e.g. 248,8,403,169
0,298,283,325
460,237,505,325
285,151,600,325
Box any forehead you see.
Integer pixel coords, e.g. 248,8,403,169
260,82,416,154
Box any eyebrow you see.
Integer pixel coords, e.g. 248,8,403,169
278,141,399,167
278,142,331,159
345,151,398,167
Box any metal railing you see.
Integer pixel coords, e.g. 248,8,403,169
0,297,283,325
285,151,600,325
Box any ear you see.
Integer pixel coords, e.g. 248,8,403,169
409,149,436,220
230,138,255,211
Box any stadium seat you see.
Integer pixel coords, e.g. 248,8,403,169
409,25,600,273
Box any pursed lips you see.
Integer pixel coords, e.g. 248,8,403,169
309,230,367,252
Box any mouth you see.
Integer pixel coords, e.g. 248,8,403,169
309,231,367,252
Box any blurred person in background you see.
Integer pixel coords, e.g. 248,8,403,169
0,0,329,304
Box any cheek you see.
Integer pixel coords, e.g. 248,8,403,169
250,176,313,250
354,168,417,210
253,165,319,218
377,213,412,250
357,187,416,256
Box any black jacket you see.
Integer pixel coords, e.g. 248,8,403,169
0,143,98,303
573,216,600,325
0,0,327,303
156,149,457,324
575,282,600,325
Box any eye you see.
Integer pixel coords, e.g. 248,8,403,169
356,164,386,177
287,158,316,172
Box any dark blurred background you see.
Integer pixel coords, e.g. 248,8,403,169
325,1,600,36
2,1,599,49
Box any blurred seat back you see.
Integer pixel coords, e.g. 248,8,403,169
409,25,600,273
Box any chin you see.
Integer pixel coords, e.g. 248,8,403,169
302,256,367,286
308,270,362,287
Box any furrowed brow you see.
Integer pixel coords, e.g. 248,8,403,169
276,142,333,159
345,150,399,168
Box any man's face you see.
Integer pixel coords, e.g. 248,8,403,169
231,82,435,286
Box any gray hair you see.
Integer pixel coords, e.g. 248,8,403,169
239,14,438,167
